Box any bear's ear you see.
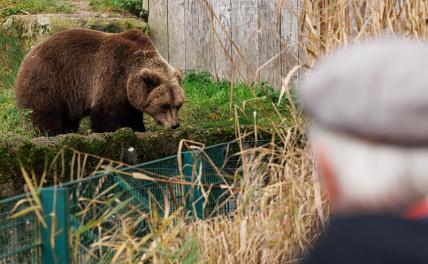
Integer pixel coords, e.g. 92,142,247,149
175,68,184,83
176,68,183,77
140,69,161,89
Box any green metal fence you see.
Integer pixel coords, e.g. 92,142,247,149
0,140,268,263
0,194,41,263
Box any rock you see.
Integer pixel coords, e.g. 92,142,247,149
0,126,271,198
1,14,149,51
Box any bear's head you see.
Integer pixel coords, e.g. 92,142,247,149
127,66,185,129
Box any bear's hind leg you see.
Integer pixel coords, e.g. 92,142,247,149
90,105,121,133
121,107,145,132
31,110,63,136
62,118,80,134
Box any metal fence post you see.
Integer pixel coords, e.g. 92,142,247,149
40,187,70,264
182,151,205,219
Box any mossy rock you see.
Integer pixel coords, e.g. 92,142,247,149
0,126,271,198
1,14,149,51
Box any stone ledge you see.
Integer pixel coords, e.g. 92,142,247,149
1,14,149,51
0,126,270,198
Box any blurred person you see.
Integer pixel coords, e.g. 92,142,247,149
299,37,428,264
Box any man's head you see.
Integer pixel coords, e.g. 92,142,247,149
299,37,428,214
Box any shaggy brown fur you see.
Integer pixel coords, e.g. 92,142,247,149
15,29,185,136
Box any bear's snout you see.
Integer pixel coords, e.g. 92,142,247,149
171,123,180,129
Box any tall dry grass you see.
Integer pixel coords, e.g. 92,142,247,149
181,131,325,263
10,1,428,263
143,1,428,262
83,130,325,263
299,0,428,69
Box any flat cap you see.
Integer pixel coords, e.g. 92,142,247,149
299,37,428,146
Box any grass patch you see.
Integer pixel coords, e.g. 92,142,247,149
176,71,291,129
0,0,74,19
0,32,37,137
89,0,147,18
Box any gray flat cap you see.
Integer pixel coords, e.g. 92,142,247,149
299,37,428,146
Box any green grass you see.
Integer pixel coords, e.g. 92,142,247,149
89,0,147,18
0,0,74,19
173,71,290,129
0,32,37,137
0,32,290,138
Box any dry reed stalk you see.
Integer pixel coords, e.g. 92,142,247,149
173,128,326,264
300,0,428,67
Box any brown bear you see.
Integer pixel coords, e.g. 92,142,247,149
15,29,185,136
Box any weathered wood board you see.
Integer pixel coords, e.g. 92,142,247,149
147,0,299,89
231,0,258,83
148,0,169,59
209,0,233,80
184,0,212,71
258,0,282,88
281,0,299,86
168,0,186,69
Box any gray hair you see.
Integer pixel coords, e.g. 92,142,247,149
311,124,428,212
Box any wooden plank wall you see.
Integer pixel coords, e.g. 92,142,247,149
146,0,299,89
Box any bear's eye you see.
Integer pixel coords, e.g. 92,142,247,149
161,104,170,110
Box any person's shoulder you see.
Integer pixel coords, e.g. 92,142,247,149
303,214,428,264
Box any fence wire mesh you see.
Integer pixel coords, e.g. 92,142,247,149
0,194,41,263
0,139,270,263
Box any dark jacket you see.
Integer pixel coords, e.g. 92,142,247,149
303,214,428,264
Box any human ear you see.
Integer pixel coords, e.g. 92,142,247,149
314,145,339,202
